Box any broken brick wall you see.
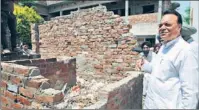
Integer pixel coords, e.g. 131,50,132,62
85,72,143,109
0,57,76,109
31,6,140,75
105,74,143,109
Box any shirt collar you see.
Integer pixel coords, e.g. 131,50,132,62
162,36,181,49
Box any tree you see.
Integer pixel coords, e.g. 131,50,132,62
183,7,190,25
13,4,44,48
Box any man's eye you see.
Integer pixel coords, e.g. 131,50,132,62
159,24,163,28
165,23,171,27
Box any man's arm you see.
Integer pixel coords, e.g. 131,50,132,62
178,49,199,109
141,61,152,73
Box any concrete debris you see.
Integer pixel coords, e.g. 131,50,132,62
54,72,127,109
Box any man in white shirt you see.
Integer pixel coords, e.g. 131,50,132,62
137,10,198,109
139,41,157,100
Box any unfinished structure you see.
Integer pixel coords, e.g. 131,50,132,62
1,6,143,109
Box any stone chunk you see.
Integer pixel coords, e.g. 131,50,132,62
7,83,18,93
35,88,64,104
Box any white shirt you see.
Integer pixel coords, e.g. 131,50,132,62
22,49,35,56
142,51,157,96
187,38,198,61
143,36,199,109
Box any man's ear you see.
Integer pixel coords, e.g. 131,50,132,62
178,24,182,32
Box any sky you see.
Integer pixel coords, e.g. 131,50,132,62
171,1,190,16
171,1,190,25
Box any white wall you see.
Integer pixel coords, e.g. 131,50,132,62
190,1,199,42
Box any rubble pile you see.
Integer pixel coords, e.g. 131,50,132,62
54,71,129,109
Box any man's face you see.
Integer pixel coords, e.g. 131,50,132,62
23,45,28,50
143,45,150,51
159,14,181,42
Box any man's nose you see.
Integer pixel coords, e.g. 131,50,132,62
159,24,166,30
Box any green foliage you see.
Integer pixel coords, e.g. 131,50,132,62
183,7,190,25
14,4,44,47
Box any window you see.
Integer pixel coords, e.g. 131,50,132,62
142,5,154,14
41,15,48,21
112,10,118,14
137,38,145,45
50,12,60,17
128,8,131,15
120,9,125,16
63,8,78,15
81,5,98,9
119,8,131,16
111,2,117,5
145,38,155,46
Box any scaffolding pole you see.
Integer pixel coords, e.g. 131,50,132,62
125,0,129,24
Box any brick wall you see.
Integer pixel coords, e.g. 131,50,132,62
85,71,143,109
128,13,158,25
0,57,76,109
31,6,140,75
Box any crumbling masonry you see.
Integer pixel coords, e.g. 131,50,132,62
1,6,144,109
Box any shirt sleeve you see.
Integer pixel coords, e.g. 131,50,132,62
28,49,36,55
178,48,199,109
141,62,152,73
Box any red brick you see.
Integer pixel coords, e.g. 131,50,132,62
46,58,57,62
1,105,11,110
0,96,10,106
35,92,64,104
17,95,31,106
31,59,46,64
118,44,128,49
0,80,7,89
1,72,11,81
19,87,36,98
29,101,43,109
106,99,120,110
27,78,49,89
128,13,157,25
94,64,103,69
10,75,22,85
39,63,47,68
130,51,139,55
0,88,5,94
13,65,30,76
4,90,17,100
108,89,119,100
116,66,124,71
1,63,14,73
12,103,23,109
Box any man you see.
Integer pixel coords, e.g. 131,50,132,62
139,41,157,106
21,43,36,56
1,0,17,53
153,43,162,54
140,41,156,62
138,10,198,109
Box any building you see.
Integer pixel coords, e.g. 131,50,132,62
29,0,170,46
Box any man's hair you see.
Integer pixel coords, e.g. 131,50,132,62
23,42,29,46
163,10,183,25
154,43,162,49
141,41,151,49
